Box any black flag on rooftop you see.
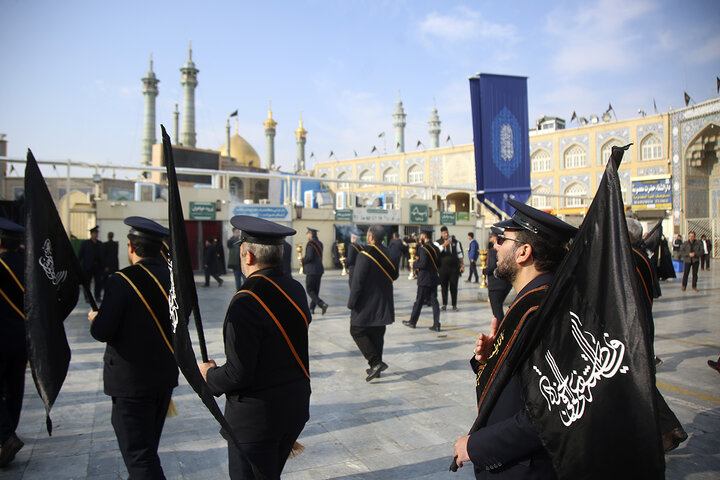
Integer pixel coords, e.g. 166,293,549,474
24,149,81,435
518,144,664,478
162,125,243,450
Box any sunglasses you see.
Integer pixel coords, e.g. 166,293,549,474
497,234,525,246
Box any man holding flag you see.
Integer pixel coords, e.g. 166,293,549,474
89,217,178,479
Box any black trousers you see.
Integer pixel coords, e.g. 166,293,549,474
227,418,306,480
111,391,172,480
488,287,512,321
84,268,105,301
0,351,26,444
701,254,710,269
681,262,699,288
439,268,459,307
409,285,440,328
204,268,222,286
305,274,325,310
467,261,479,282
654,385,682,435
350,325,386,368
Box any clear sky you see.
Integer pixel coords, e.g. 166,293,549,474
2,0,719,179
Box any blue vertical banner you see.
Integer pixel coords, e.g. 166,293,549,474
469,74,531,218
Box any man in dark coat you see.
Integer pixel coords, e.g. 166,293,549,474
227,228,244,290
672,234,682,261
679,231,703,291
78,225,104,301
482,232,513,321
89,217,178,479
388,231,404,271
103,231,119,276
345,226,363,284
437,226,464,311
402,226,441,331
302,228,327,314
282,240,293,278
199,216,311,479
700,234,712,270
348,225,399,382
466,232,479,283
453,199,578,478
0,219,26,467
203,239,224,287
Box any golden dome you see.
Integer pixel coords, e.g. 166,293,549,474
219,133,261,167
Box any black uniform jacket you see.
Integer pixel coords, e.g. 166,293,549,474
103,240,119,272
302,239,324,275
468,273,555,479
78,238,104,272
415,242,440,287
482,248,513,292
0,251,25,356
90,257,178,397
388,238,403,270
345,242,363,278
348,243,399,327
206,267,311,443
437,236,462,271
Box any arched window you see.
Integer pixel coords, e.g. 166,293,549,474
320,173,330,190
564,183,587,207
407,164,424,184
531,185,552,209
383,167,398,183
564,145,587,169
531,150,551,172
641,134,662,161
359,169,374,183
336,171,349,190
601,138,624,165
229,178,244,200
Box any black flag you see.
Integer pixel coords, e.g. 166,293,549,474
519,144,664,478
717,76,719,94
24,149,81,435
684,91,691,106
229,109,238,117
162,125,243,449
653,98,658,114
570,111,577,122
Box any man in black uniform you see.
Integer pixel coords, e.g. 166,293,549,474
482,232,513,321
199,216,311,479
453,199,577,477
302,227,327,314
437,226,464,311
89,217,178,479
78,225,104,301
0,219,26,468
388,231,404,271
348,225,399,381
403,227,441,331
102,231,119,288
345,226,363,284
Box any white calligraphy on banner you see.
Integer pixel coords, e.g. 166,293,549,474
532,311,628,427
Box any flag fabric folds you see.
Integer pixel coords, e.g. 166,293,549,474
469,74,531,218
24,149,81,435
229,110,238,118
162,125,242,449
518,144,664,478
684,92,691,106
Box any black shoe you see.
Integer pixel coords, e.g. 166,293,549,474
662,427,688,452
402,320,416,329
0,433,24,467
655,356,663,368
708,360,720,373
428,325,441,332
310,308,315,315
440,305,447,311
321,303,328,315
452,306,459,312
218,278,224,287
366,362,387,382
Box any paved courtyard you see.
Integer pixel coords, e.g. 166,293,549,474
1,264,719,479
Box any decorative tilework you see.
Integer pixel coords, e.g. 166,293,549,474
560,174,590,190
558,134,589,150
333,165,353,177
531,177,553,188
430,156,443,184
596,128,630,165
636,122,664,141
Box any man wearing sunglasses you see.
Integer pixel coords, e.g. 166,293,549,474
453,199,577,478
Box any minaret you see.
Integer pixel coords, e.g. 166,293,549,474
141,54,159,166
264,101,277,169
180,42,199,147
393,93,406,153
428,103,441,149
295,116,307,172
173,103,179,145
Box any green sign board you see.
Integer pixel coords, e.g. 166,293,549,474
335,209,352,221
409,204,429,224
189,201,216,220
456,211,470,222
440,211,456,225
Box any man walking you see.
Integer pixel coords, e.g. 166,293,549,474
700,234,712,271
203,239,223,287
466,232,479,283
680,231,703,291
437,226,463,311
199,216,310,479
78,225,104,301
402,227,441,332
345,226,363,284
227,228,244,290
89,217,178,479
348,225,398,381
482,232,513,321
302,227,327,314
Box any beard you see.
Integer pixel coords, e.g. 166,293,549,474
495,246,518,284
